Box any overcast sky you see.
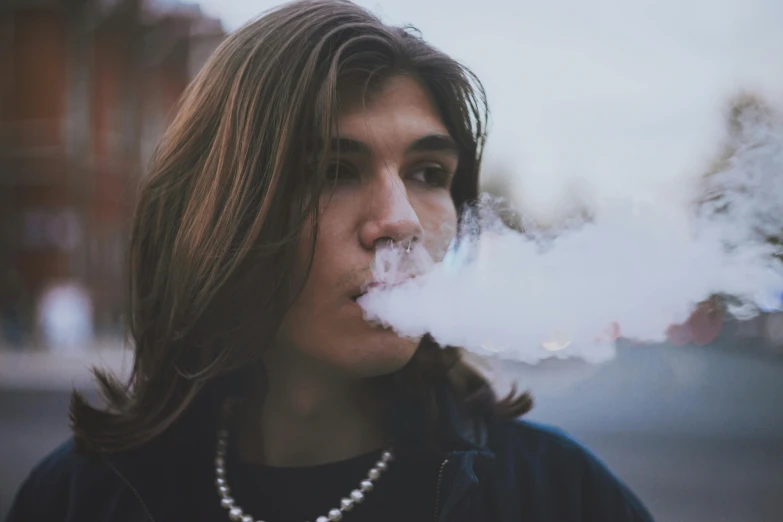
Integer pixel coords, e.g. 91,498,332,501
194,0,783,221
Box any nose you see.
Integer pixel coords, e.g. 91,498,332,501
358,174,423,251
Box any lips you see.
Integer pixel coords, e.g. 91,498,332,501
351,283,381,302
351,278,412,302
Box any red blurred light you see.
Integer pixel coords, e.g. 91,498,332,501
667,323,692,346
688,303,724,346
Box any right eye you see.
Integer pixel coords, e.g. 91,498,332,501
325,162,359,183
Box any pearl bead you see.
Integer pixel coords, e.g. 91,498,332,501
213,412,393,522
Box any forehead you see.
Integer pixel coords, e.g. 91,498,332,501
336,75,450,139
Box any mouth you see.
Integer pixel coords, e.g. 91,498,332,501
350,279,408,302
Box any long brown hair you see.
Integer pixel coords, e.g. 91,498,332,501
71,0,531,454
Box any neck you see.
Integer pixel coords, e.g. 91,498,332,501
236,350,387,467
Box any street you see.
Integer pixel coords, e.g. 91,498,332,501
2,342,782,521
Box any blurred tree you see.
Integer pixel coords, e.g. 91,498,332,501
698,93,783,259
676,94,783,348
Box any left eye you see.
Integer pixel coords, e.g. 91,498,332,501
409,166,451,188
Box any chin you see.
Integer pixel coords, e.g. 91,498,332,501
343,334,420,378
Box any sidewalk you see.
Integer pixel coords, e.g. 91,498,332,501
0,341,132,390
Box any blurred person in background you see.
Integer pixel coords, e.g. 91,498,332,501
6,1,652,521
36,281,93,355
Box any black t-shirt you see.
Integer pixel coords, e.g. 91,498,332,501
224,446,443,522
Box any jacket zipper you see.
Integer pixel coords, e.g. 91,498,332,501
433,458,449,521
104,459,158,522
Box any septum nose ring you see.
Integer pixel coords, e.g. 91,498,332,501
388,239,413,254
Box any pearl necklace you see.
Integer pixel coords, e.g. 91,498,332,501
214,402,394,522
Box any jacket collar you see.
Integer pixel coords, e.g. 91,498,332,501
101,380,496,521
434,376,494,455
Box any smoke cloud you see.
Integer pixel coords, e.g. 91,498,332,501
358,102,783,363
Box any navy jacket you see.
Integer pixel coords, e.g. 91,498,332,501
6,416,653,522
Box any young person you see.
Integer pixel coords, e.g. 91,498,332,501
6,1,654,521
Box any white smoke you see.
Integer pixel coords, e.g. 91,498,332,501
358,101,783,364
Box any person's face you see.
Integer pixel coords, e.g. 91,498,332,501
275,75,460,378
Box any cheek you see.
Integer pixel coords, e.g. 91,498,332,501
418,197,458,262
297,196,353,277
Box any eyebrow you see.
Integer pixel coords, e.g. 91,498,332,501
405,133,459,157
330,137,371,156
329,133,459,158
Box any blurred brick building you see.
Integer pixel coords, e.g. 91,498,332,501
0,0,225,346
